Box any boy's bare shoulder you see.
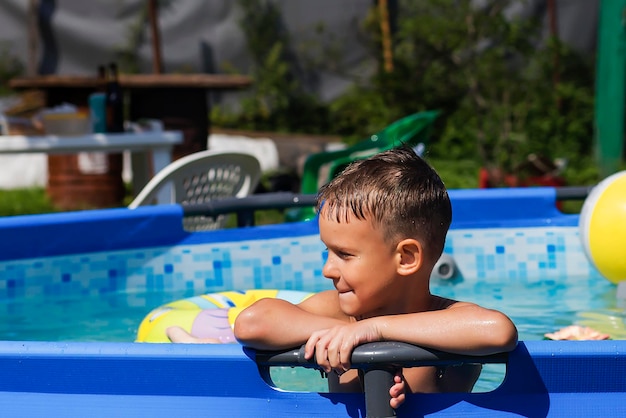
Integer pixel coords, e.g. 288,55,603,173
429,295,476,311
298,290,348,320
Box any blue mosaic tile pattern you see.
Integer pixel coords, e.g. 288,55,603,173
0,226,601,301
0,235,330,301
445,226,601,281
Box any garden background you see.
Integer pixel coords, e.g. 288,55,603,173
0,0,612,217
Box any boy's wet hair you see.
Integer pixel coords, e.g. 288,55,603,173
316,146,452,261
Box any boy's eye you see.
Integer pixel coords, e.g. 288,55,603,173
335,250,352,259
323,246,353,260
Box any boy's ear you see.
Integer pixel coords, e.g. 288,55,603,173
395,239,423,276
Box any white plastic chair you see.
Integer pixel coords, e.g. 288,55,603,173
128,150,262,231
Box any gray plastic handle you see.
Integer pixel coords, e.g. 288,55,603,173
254,341,509,418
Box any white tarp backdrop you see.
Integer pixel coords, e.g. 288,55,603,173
0,0,598,103
0,0,378,104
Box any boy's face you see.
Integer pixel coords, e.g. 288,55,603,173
319,206,402,318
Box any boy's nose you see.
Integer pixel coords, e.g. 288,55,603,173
322,258,339,280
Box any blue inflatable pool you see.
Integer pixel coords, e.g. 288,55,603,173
0,187,623,417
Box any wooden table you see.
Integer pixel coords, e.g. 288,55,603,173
9,73,252,158
0,131,183,209
9,73,250,210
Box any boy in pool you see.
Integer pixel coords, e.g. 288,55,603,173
170,146,518,408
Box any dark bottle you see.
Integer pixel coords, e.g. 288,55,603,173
105,62,124,133
97,65,106,91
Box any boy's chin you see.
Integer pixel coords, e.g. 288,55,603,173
337,292,362,317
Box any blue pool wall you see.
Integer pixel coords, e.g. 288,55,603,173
2,187,625,418
0,187,601,301
0,339,625,417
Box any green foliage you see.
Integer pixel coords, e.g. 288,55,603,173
370,0,595,180
0,188,58,217
520,38,596,163
349,0,595,184
212,0,329,134
213,0,598,184
427,158,481,189
327,87,393,144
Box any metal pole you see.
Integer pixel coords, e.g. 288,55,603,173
363,368,396,418
378,0,394,72
148,0,163,74
27,0,39,76
547,0,561,109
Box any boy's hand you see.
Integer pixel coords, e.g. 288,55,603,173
303,319,382,374
389,370,406,409
305,323,407,409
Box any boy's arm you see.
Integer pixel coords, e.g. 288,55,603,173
233,290,348,350
305,301,517,375
317,301,517,362
376,302,518,355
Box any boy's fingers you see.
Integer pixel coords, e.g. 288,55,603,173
304,332,323,359
390,393,405,409
304,340,315,359
340,343,354,370
315,346,331,372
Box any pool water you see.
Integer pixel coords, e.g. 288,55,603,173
1,275,616,342
0,274,620,393
432,274,619,341
0,289,195,342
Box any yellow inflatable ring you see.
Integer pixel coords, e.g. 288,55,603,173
136,289,313,343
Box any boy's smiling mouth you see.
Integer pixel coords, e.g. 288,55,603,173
335,286,353,294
